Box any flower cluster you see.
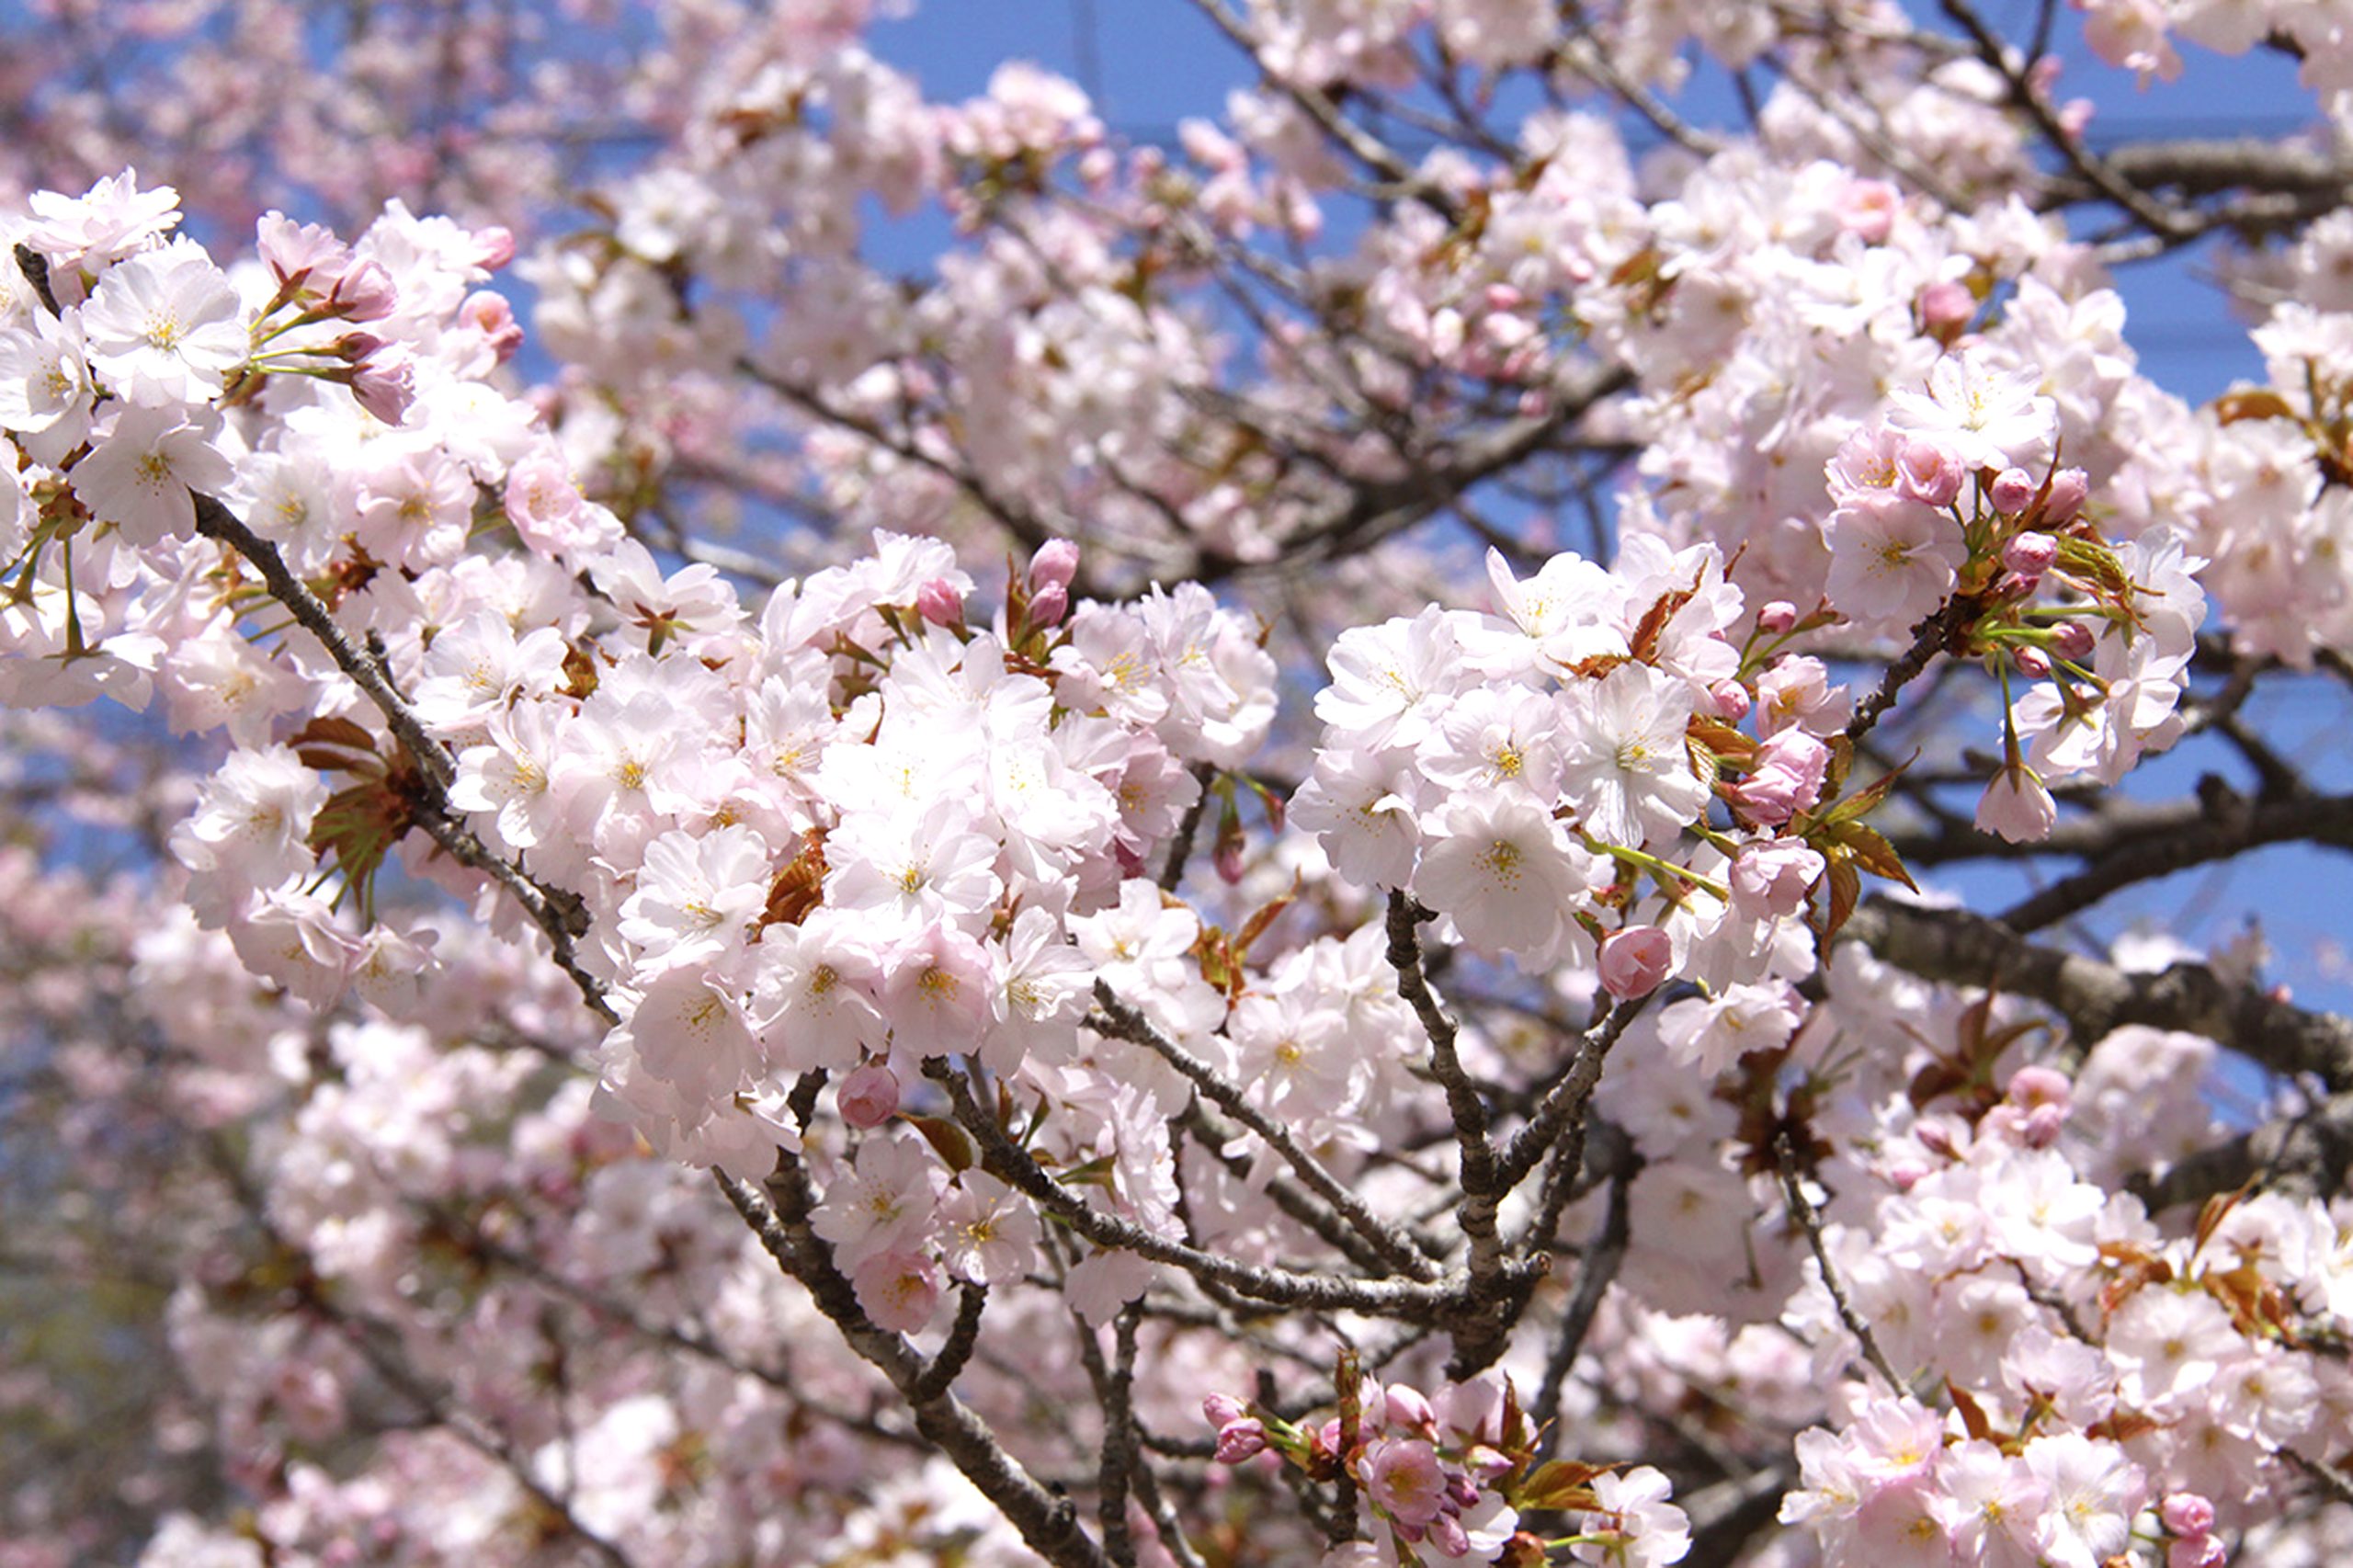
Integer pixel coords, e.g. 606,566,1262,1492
1205,1369,1692,1568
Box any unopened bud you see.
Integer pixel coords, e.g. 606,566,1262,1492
472,224,517,271
1029,538,1081,592
2162,1494,2216,1539
1989,467,2038,515
915,577,964,628
2051,620,2095,661
1758,601,1799,635
1597,926,1673,1001
326,259,398,323
2019,1103,2066,1148
1919,278,1974,334
2002,531,2059,577
2012,644,2051,678
350,346,415,426
2006,1063,2071,1111
1213,1418,1268,1464
1028,582,1068,629
460,290,526,362
1711,679,1751,722
836,1063,900,1129
1202,1393,1247,1428
1384,1385,1435,1430
2045,468,2089,524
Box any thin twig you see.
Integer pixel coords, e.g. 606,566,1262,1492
923,1059,1481,1316
717,1160,1110,1568
1091,981,1444,1278
1530,1139,1636,1464
1773,1132,1902,1391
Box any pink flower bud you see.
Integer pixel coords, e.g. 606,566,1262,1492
836,1062,901,1129
1597,926,1673,1001
2012,644,2051,678
1711,680,1752,722
1459,1443,1512,1482
1758,601,1798,635
1427,1514,1470,1558
2002,531,2059,577
2169,1540,2227,1568
1027,582,1069,630
1202,1393,1247,1428
326,259,398,322
1030,538,1081,592
1897,437,1963,508
2019,1103,2066,1148
1732,729,1830,826
2006,1064,2071,1112
915,577,965,627
1919,278,1974,333
460,290,525,362
1989,467,2038,515
1214,836,1245,884
2044,467,2089,524
2161,1494,2216,1539
1213,1418,1267,1463
1384,1384,1435,1431
472,224,517,271
2051,620,2096,660
349,346,415,426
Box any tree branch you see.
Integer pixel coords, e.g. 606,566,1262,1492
1774,1131,1903,1392
2128,1088,2353,1210
1090,979,1445,1279
1843,898,2353,1089
717,1161,1109,1568
922,1059,1483,1316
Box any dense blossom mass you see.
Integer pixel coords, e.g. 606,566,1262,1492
3,3,2353,1567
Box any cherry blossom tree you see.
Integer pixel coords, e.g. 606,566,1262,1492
6,3,2353,1566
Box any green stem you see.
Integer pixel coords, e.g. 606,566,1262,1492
1586,836,1729,900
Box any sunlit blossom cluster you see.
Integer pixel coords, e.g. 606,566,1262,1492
6,2,2353,1566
